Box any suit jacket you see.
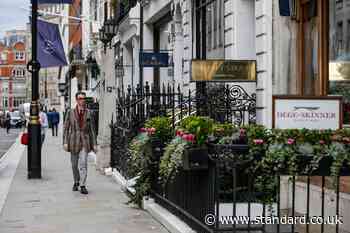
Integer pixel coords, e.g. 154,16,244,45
63,107,97,154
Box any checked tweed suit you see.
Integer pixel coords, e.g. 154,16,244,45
63,108,97,186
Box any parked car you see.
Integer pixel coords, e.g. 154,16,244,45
6,110,25,128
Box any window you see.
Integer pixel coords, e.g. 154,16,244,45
336,0,343,9
55,5,60,13
337,22,343,55
197,0,224,59
15,52,25,61
0,52,7,63
4,98,8,108
328,0,350,125
104,2,108,21
206,4,212,51
347,20,350,52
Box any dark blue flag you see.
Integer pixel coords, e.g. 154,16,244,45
34,0,73,4
37,20,68,68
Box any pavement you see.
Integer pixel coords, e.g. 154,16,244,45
0,126,169,233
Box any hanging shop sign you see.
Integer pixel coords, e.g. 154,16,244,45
140,52,169,67
190,60,256,82
273,96,343,130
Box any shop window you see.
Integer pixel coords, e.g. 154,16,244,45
297,0,318,95
329,0,350,125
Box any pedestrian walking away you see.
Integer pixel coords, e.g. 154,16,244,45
63,91,97,195
47,109,53,129
39,106,48,148
51,108,60,136
5,111,11,134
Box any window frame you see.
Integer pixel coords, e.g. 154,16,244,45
296,0,329,96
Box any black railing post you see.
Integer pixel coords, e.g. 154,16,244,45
145,81,150,119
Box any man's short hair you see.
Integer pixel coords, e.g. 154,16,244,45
75,91,86,99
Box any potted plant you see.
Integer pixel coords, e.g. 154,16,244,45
127,116,173,207
179,116,214,170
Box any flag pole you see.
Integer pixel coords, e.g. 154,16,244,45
27,0,42,179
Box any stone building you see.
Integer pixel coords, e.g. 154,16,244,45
0,40,27,111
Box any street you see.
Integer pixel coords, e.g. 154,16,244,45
0,128,20,160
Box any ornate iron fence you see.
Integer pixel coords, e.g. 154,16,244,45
151,144,348,233
110,83,256,177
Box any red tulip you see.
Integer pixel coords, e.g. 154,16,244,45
253,139,264,145
287,138,295,145
187,134,195,143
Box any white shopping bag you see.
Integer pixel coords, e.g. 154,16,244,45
88,151,97,163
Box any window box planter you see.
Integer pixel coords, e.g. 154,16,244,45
279,155,350,176
182,146,209,171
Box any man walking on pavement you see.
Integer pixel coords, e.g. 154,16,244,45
51,108,60,136
63,92,97,195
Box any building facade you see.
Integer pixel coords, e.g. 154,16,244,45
94,1,350,231
97,0,350,126
0,40,27,111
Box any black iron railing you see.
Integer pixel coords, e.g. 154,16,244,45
110,83,256,177
151,143,349,233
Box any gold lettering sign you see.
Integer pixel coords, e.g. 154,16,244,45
191,60,256,82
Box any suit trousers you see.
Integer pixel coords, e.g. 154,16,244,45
71,149,88,186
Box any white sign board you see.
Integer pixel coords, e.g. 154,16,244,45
273,96,342,130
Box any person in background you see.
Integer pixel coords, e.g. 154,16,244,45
47,109,53,130
5,111,11,134
5,110,13,134
39,106,48,147
51,108,60,137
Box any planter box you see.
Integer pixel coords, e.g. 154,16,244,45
182,146,209,171
339,160,350,176
208,143,249,155
208,143,251,166
281,155,350,176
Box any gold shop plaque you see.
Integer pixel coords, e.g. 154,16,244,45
191,60,256,82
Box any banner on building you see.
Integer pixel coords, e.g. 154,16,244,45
37,20,68,68
140,52,169,67
273,96,343,130
191,60,256,82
